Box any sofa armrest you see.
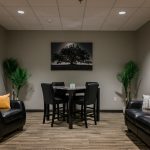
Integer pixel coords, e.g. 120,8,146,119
10,100,26,112
0,100,26,138
126,100,143,109
0,100,25,121
10,100,23,108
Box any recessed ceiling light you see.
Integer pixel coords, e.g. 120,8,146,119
17,10,25,15
119,11,126,15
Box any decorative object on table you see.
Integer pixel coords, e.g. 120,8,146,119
51,42,92,70
70,83,76,89
117,60,139,105
3,58,30,100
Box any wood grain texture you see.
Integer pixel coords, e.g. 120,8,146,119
0,112,149,150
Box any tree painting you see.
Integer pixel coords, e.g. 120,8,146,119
51,42,92,70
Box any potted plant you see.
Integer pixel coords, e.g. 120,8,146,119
10,67,29,100
3,58,30,100
3,58,20,99
117,61,139,106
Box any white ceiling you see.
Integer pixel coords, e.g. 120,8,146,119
0,0,150,31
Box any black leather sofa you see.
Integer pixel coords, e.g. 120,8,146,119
0,100,26,138
125,100,150,147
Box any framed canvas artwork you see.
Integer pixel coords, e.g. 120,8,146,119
51,42,93,70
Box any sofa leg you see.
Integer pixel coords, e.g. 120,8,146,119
0,137,3,141
18,126,24,131
127,128,131,132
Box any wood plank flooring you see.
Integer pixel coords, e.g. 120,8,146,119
0,112,149,150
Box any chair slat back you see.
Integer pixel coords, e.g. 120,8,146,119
52,82,65,98
85,83,98,105
41,83,53,104
52,82,65,86
85,82,99,86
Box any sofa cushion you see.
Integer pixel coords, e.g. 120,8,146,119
0,94,10,109
136,115,150,134
125,109,147,124
142,94,150,110
125,109,146,119
1,109,23,123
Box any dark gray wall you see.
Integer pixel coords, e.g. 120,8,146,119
0,26,6,94
137,21,150,97
5,31,137,110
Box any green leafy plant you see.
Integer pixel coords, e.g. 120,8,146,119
3,58,30,100
10,67,29,99
117,61,139,104
3,58,19,79
3,58,20,99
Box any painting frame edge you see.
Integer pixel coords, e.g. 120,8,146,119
51,42,93,71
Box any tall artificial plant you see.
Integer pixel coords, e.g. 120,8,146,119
3,58,20,99
10,67,29,99
3,58,19,78
3,58,30,100
117,61,139,105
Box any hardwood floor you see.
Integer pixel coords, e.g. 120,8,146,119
0,112,149,150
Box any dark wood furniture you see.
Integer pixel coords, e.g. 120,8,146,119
0,100,26,138
74,82,99,128
125,100,150,147
53,86,100,129
52,82,68,120
41,83,68,126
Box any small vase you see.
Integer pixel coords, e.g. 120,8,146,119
11,89,16,100
123,106,126,114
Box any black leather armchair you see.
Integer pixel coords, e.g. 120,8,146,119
125,100,150,147
0,100,26,138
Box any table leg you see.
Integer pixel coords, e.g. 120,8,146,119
96,88,100,121
68,91,74,129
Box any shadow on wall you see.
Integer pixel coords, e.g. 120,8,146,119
115,89,126,105
19,83,34,101
0,89,5,95
0,66,6,95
